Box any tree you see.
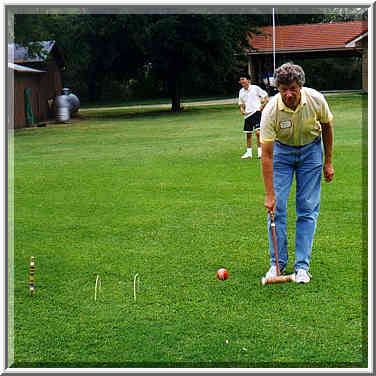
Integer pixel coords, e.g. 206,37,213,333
272,7,367,26
12,13,259,107
140,14,259,112
13,13,148,102
13,9,367,108
11,12,59,57
70,14,149,102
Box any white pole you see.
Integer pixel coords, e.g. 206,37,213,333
272,8,276,72
133,273,139,301
94,274,101,301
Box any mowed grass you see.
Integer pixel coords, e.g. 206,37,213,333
10,94,367,368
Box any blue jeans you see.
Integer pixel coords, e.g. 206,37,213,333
268,137,323,272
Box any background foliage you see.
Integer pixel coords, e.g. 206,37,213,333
11,8,367,106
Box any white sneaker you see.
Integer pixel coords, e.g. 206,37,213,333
241,151,252,159
295,269,311,283
264,265,285,279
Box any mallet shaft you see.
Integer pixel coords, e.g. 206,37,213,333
270,213,280,276
261,212,295,286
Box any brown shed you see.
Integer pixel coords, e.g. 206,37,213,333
8,41,65,129
8,63,46,128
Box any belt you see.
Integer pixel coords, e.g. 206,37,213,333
276,136,321,148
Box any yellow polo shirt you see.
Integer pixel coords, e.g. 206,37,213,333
260,87,333,146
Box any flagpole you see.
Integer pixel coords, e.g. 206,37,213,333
272,7,276,72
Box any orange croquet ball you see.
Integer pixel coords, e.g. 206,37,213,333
217,268,229,280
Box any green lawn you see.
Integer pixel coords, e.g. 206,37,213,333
9,94,367,368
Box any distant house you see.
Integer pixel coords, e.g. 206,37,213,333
247,21,368,92
8,40,66,129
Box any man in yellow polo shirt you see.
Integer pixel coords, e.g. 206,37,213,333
260,63,334,284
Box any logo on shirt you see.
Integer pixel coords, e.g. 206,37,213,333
280,120,292,129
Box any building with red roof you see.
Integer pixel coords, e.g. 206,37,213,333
247,21,368,92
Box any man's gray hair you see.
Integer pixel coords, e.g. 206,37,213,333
274,63,305,88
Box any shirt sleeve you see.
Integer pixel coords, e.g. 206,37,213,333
317,93,334,124
260,102,276,143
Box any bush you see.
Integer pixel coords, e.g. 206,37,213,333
293,57,362,91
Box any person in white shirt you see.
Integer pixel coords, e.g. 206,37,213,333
238,75,269,159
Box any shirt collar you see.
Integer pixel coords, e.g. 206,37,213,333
277,88,306,113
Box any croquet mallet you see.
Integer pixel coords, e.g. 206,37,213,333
261,212,295,285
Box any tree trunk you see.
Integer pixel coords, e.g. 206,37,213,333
168,74,182,113
171,90,181,112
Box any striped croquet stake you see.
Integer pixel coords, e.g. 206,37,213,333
29,256,35,296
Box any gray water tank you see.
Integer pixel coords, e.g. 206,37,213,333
55,93,71,122
68,93,80,115
61,88,80,115
55,88,80,122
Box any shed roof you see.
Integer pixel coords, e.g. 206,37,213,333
8,40,56,63
8,62,46,73
248,21,368,54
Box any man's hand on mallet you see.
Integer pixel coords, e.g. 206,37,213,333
264,193,276,213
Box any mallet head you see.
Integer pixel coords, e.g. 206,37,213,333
261,274,295,286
